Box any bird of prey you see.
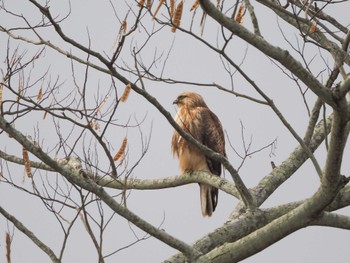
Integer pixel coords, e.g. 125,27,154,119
171,92,226,216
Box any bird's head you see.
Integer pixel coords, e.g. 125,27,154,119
173,92,207,108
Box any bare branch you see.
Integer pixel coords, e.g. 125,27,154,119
0,115,201,261
199,0,335,107
0,206,60,263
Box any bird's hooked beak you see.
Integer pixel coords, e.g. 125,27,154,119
173,95,185,105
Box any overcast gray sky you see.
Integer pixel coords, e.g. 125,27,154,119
1,0,350,262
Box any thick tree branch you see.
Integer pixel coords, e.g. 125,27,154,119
168,103,350,262
0,151,240,199
2,1,349,262
195,93,348,262
313,212,350,229
166,187,350,262
0,116,201,261
338,75,350,98
10,0,255,210
92,171,240,198
199,0,335,107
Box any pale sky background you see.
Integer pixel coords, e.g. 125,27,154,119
1,0,350,262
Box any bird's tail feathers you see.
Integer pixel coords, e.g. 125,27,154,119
200,184,217,217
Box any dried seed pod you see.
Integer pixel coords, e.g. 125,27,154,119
172,1,184,33
235,2,245,24
113,137,127,161
121,19,127,34
112,16,128,51
152,0,165,19
22,147,32,177
37,86,43,101
190,0,199,11
120,83,131,103
6,232,11,263
170,0,175,18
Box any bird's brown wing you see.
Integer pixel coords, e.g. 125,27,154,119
199,108,226,176
198,108,226,215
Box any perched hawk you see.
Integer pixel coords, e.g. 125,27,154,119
171,92,226,216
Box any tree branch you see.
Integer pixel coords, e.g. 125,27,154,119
166,187,350,262
92,171,240,198
199,0,335,107
167,104,347,262
0,151,240,199
0,206,60,263
14,0,255,210
0,116,201,261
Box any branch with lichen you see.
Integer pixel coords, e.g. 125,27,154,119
0,115,202,261
0,150,239,198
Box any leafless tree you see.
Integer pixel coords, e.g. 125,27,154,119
0,0,350,262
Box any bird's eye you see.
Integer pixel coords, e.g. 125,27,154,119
178,95,186,101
